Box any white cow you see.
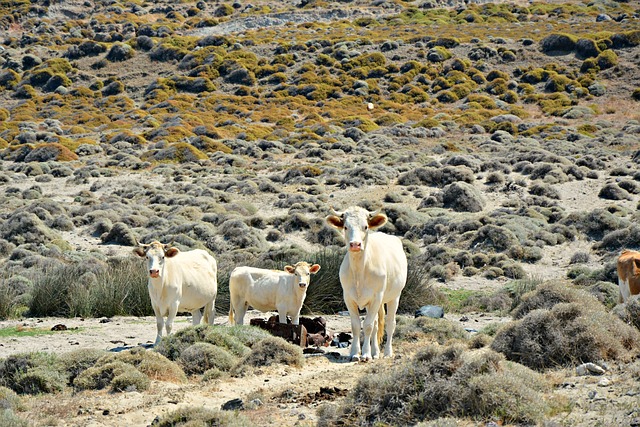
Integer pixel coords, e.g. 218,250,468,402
326,206,407,361
134,241,218,345
228,262,321,325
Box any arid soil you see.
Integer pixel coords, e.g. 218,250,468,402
0,310,507,426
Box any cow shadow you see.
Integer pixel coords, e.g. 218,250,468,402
108,342,154,352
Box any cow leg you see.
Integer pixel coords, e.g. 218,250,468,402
165,301,179,337
345,300,362,361
371,312,379,359
291,311,300,325
361,303,381,361
192,309,203,325
383,299,400,358
152,305,164,346
277,304,290,324
203,301,216,325
234,302,248,326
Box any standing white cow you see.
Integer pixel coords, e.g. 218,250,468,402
326,206,407,361
134,241,218,345
228,262,321,326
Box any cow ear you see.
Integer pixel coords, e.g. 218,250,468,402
133,247,146,258
284,265,295,274
368,213,388,229
310,264,321,274
165,247,180,258
325,215,344,229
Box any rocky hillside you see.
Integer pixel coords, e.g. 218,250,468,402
0,0,639,293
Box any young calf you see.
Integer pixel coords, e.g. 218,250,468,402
228,262,321,325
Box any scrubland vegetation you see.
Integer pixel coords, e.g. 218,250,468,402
1,0,640,424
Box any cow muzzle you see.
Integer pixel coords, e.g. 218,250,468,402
299,283,308,288
349,242,362,252
149,270,160,278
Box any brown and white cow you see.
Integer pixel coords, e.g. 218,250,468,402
617,249,640,303
326,206,408,361
134,241,218,345
228,262,321,326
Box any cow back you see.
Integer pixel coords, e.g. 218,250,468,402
165,249,218,310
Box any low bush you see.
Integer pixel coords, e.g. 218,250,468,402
492,283,640,370
233,336,304,375
153,406,251,427
0,352,66,395
60,348,108,385
74,360,149,392
95,347,186,383
318,344,549,425
179,342,237,375
156,324,267,362
394,316,468,344
29,257,151,318
511,280,596,319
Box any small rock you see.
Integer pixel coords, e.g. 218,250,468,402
588,390,597,400
597,377,611,387
576,362,606,376
221,398,244,411
415,305,444,318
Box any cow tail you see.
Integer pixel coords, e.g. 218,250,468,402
377,304,385,345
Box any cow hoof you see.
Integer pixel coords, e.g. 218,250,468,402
350,355,361,362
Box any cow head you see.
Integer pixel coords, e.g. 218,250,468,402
133,241,180,278
325,206,387,253
284,262,321,289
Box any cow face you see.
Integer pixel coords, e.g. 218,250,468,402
133,241,180,278
285,262,321,289
326,206,387,253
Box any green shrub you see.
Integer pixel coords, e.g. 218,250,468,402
492,283,640,370
96,347,186,383
0,386,22,411
156,324,264,361
29,257,151,318
74,360,150,392
0,277,22,320
319,344,549,425
0,352,66,395
234,336,304,374
0,409,28,427
60,348,109,385
179,342,237,375
394,316,468,344
596,49,618,70
153,406,251,427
